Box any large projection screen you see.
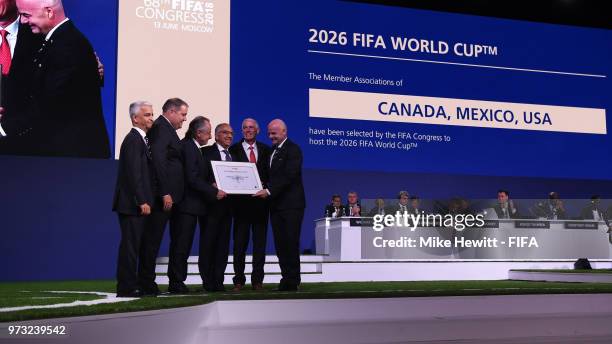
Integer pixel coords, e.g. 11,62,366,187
115,0,230,158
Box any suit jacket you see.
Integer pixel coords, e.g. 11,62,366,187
324,204,345,218
229,139,271,187
580,205,606,221
201,143,225,182
367,206,393,217
267,138,305,210
494,203,520,219
389,204,410,215
3,20,109,158
148,116,184,204
533,202,567,220
344,203,361,216
112,129,154,215
229,139,271,220
0,24,41,155
175,138,217,216
201,143,233,211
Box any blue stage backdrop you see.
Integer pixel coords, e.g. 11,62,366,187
1,0,611,281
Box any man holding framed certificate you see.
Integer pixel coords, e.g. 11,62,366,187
253,119,305,291
200,123,236,292
228,118,271,291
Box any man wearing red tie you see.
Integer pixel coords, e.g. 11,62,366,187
0,0,40,143
229,118,271,291
0,0,110,158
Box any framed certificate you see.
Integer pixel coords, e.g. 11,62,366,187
210,161,263,194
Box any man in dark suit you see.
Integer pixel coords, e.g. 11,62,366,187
533,192,567,220
228,118,271,291
5,0,110,158
169,116,224,294
139,97,187,295
368,198,390,217
407,196,425,216
390,191,410,214
200,123,234,292
0,0,40,150
344,191,361,216
324,194,345,218
494,189,519,219
112,101,155,298
254,119,305,291
580,195,606,221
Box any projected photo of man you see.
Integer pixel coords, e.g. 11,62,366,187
0,0,109,158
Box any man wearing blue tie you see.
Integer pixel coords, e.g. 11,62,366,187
200,123,234,292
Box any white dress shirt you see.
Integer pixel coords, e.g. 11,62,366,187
242,140,258,162
45,18,70,41
0,17,19,57
193,139,205,149
269,137,288,167
216,143,232,161
133,127,147,145
0,18,20,136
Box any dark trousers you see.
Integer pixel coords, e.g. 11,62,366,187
232,216,268,285
270,208,304,287
198,202,232,289
139,209,175,290
116,214,147,293
168,212,205,287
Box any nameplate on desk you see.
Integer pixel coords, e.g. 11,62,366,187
480,220,500,228
350,218,374,227
564,221,599,230
514,220,550,229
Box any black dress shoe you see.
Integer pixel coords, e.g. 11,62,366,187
140,282,160,296
203,284,216,293
168,284,190,294
116,289,143,298
215,285,226,292
141,287,160,297
275,284,298,292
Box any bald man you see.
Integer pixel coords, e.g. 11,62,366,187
254,119,305,291
10,0,109,158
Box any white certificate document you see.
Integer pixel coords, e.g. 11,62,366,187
210,161,263,194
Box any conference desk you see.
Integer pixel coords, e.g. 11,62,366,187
316,217,611,261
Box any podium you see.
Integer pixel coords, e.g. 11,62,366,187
315,217,611,261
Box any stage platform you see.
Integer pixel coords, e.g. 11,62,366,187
155,255,612,285
4,294,612,344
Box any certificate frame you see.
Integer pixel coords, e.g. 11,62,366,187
210,160,263,194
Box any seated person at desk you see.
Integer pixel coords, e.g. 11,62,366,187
580,195,606,221
324,194,345,218
533,192,567,220
407,196,424,216
447,197,474,215
368,198,389,216
494,189,519,219
344,191,361,217
390,191,410,214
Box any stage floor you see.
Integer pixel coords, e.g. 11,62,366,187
3,294,612,344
